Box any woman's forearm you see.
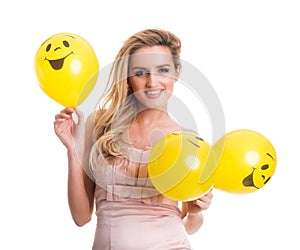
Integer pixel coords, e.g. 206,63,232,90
67,148,95,227
181,190,213,234
182,212,204,234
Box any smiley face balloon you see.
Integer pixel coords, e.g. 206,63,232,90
213,129,277,194
148,131,217,201
35,32,99,107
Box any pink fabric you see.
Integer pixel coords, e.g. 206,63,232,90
90,145,191,250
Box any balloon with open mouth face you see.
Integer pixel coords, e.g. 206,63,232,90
35,32,99,107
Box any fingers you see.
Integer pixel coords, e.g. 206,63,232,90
74,108,84,125
204,189,213,199
54,108,75,121
61,107,75,115
202,190,213,203
193,190,213,210
193,199,210,211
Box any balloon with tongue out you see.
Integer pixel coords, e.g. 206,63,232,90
35,32,99,107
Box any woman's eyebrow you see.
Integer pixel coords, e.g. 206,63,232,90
131,66,147,70
156,64,171,68
132,64,171,70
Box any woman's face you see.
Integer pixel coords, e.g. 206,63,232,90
128,46,180,109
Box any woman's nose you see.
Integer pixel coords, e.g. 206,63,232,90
146,73,159,88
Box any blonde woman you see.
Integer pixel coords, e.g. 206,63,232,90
54,28,213,249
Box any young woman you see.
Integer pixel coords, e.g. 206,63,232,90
54,28,213,249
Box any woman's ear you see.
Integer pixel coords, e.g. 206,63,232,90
175,64,182,80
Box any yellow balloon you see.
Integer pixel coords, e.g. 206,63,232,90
35,32,99,107
148,131,217,201
213,129,277,194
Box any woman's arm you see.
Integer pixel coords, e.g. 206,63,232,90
67,147,95,226
181,190,213,234
54,108,95,226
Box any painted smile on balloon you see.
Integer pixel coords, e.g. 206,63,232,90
242,152,275,189
45,51,74,70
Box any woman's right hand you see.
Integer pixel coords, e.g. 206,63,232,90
54,107,84,150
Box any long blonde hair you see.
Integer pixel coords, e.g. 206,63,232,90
93,28,182,160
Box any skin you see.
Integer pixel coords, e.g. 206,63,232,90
54,107,95,226
54,46,213,234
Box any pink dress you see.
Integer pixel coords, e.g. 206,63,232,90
90,145,192,250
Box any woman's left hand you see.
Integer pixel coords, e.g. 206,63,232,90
186,189,213,215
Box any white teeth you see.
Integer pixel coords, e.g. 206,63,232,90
145,90,161,95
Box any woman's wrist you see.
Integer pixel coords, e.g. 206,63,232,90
65,138,77,153
186,210,203,218
67,145,80,160
183,210,204,234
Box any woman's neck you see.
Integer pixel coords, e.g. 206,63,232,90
135,108,170,128
126,108,179,150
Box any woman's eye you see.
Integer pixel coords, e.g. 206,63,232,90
135,70,148,76
158,68,169,73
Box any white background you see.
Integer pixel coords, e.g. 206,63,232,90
1,0,299,249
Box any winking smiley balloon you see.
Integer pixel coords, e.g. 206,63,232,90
35,32,99,107
213,129,277,194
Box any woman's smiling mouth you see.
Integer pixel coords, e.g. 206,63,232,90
144,89,163,97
